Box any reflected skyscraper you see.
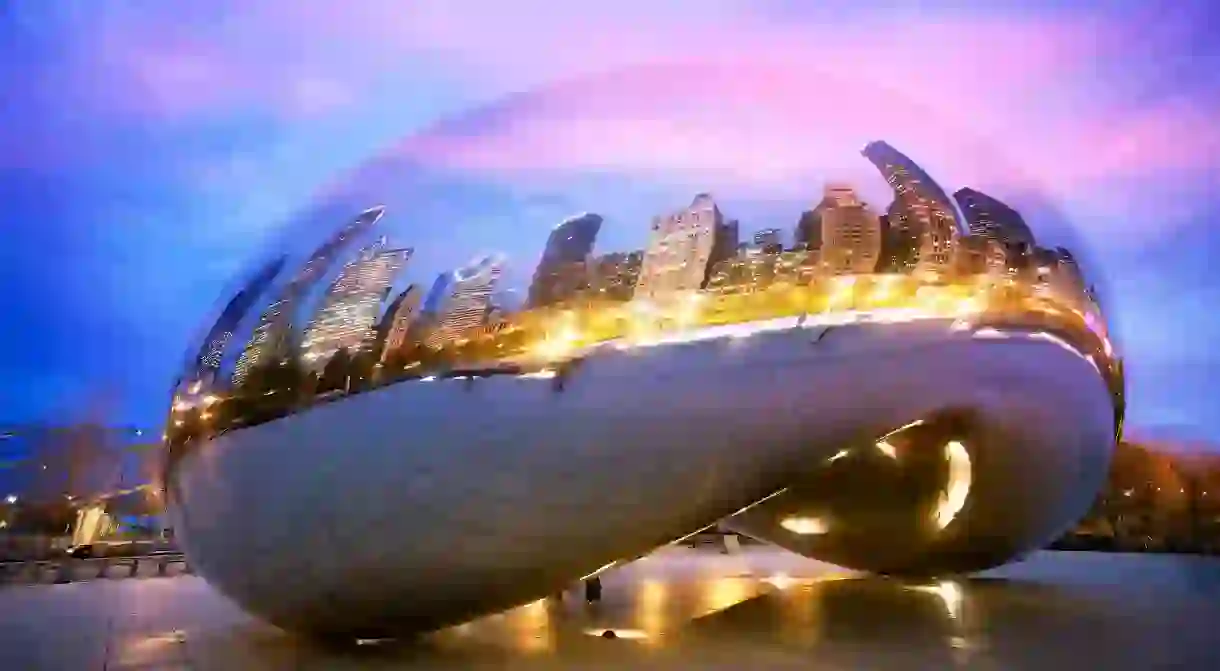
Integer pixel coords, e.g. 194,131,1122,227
636,193,737,302
862,141,961,276
953,187,1035,251
819,184,881,274
301,237,412,370
1032,246,1087,304
190,256,284,384
425,255,505,348
527,213,602,308
378,285,423,361
233,206,385,384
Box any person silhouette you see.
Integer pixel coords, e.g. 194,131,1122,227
584,575,602,603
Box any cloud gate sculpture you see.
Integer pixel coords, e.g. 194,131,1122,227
161,85,1123,639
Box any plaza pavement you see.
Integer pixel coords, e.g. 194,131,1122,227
2,544,1219,670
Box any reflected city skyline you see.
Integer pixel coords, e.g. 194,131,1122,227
167,139,1120,445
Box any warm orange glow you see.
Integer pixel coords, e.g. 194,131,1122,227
936,441,973,529
781,516,829,535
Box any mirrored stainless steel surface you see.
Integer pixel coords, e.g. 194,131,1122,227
159,97,1123,638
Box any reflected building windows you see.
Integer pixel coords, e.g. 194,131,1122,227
636,193,737,303
862,141,961,277
378,285,423,362
952,187,1034,250
527,213,602,309
425,255,505,348
819,184,881,275
585,250,643,303
300,238,412,371
232,206,385,385
190,256,285,386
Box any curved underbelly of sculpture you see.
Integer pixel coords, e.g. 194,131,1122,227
166,318,1116,638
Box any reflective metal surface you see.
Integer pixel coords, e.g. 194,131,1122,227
160,74,1123,638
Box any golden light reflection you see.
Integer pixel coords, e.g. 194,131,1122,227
876,439,897,459
699,577,755,615
907,580,964,621
518,369,557,379
763,572,795,589
582,628,649,640
935,440,973,530
508,597,553,653
175,262,1117,452
780,516,829,535
637,579,667,641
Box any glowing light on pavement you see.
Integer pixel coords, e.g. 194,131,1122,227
907,580,963,620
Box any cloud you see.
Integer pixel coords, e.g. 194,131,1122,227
381,58,1215,248
23,3,1219,209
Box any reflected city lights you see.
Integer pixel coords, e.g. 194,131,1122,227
509,598,554,653
907,580,964,621
876,440,898,459
699,578,755,616
637,579,667,641
780,516,830,535
936,441,974,530
763,572,796,589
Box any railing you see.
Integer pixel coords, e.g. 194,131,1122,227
0,551,191,587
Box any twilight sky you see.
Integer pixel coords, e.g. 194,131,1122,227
1,1,1218,447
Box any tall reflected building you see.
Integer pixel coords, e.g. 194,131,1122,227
233,206,385,385
425,255,505,348
1031,246,1086,303
377,285,423,362
528,213,602,308
190,256,285,385
862,142,961,276
953,187,1035,252
819,184,881,275
300,238,412,370
636,194,737,303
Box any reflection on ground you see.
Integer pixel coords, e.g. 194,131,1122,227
6,545,1219,670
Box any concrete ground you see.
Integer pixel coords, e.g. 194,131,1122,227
2,545,1219,670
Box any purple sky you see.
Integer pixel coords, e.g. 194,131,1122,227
2,1,1218,447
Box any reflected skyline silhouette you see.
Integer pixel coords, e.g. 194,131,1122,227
168,139,1121,443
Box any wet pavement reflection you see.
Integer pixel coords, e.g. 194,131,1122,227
6,546,1210,669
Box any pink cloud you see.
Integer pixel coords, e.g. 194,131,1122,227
64,20,357,120
392,58,1216,233
39,2,1218,242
